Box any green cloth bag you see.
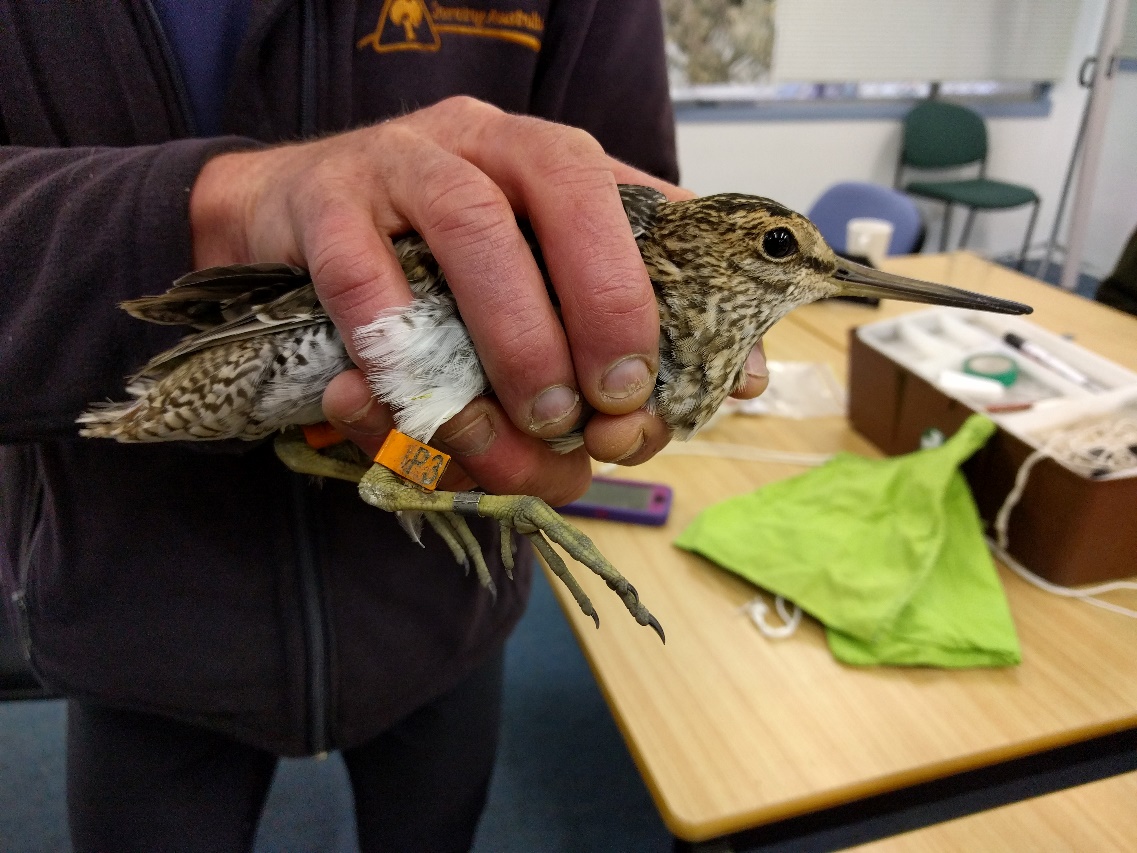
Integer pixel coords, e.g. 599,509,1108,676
674,415,1020,667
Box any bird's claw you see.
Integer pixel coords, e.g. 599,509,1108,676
356,464,664,642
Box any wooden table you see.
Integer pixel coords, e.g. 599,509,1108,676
543,253,1137,850
848,770,1137,852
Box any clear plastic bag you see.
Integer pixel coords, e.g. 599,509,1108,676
732,361,847,419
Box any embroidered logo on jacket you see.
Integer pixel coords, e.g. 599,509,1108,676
357,0,544,54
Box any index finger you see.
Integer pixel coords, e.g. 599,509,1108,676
458,110,687,416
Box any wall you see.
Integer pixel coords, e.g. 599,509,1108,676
1083,70,1137,275
675,0,1135,278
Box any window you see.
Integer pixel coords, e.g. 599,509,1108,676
665,0,1078,112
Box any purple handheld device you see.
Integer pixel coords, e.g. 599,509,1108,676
560,476,673,526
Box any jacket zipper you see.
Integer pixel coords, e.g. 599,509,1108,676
143,0,333,754
140,0,199,137
290,476,331,755
300,0,319,139
13,451,46,662
294,0,333,756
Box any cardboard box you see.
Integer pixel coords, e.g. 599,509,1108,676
848,309,1137,586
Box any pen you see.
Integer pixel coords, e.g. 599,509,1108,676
1002,332,1106,391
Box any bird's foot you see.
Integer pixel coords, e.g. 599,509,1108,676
272,428,663,641
357,464,664,642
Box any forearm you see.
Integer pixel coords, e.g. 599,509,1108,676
0,139,261,441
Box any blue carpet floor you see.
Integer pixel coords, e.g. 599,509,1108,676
0,571,670,852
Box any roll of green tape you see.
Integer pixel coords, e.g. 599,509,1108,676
963,353,1019,386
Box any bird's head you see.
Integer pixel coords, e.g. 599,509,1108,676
649,192,1031,318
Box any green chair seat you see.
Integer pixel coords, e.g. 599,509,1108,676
906,178,1038,210
896,101,1041,268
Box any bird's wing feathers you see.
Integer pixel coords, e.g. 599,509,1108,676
121,264,311,328
123,267,327,380
618,185,667,241
170,262,307,287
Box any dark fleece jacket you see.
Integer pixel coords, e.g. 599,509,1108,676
0,0,678,754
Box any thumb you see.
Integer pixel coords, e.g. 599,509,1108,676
323,369,395,457
323,369,477,492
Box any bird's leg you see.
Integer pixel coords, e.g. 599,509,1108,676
420,509,502,594
357,463,665,642
273,427,663,641
274,428,498,585
273,426,370,483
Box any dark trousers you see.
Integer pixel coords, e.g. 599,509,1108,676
66,648,504,853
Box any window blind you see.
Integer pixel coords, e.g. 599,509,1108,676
773,0,1080,82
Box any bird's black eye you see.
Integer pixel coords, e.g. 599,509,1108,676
762,227,798,260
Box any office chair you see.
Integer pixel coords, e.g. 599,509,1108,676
896,100,1040,269
807,181,926,257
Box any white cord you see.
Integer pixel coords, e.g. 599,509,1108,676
661,440,833,467
740,595,803,639
987,536,1137,620
594,440,833,477
990,413,1137,620
1027,413,1137,479
992,447,1048,551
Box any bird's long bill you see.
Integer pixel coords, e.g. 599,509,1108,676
832,260,1032,315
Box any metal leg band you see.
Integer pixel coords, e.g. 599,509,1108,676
452,491,484,517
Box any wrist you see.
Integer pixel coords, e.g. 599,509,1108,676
189,151,257,268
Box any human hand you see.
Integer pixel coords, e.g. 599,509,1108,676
732,340,769,400
189,96,762,502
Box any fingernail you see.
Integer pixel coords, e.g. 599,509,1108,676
342,397,374,423
435,412,496,456
612,430,646,463
335,398,387,436
600,356,652,402
744,346,768,380
529,384,579,432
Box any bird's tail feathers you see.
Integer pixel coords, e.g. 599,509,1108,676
76,401,149,440
76,377,160,439
76,402,137,438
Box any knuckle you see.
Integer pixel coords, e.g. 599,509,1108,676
305,237,386,318
309,255,373,312
581,262,656,314
548,465,592,505
555,251,656,340
437,94,498,119
494,116,609,189
374,120,422,154
372,123,435,184
483,328,565,394
418,170,513,250
560,125,607,160
412,96,501,147
537,122,605,162
483,457,533,496
308,237,368,287
288,159,342,214
534,130,609,185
